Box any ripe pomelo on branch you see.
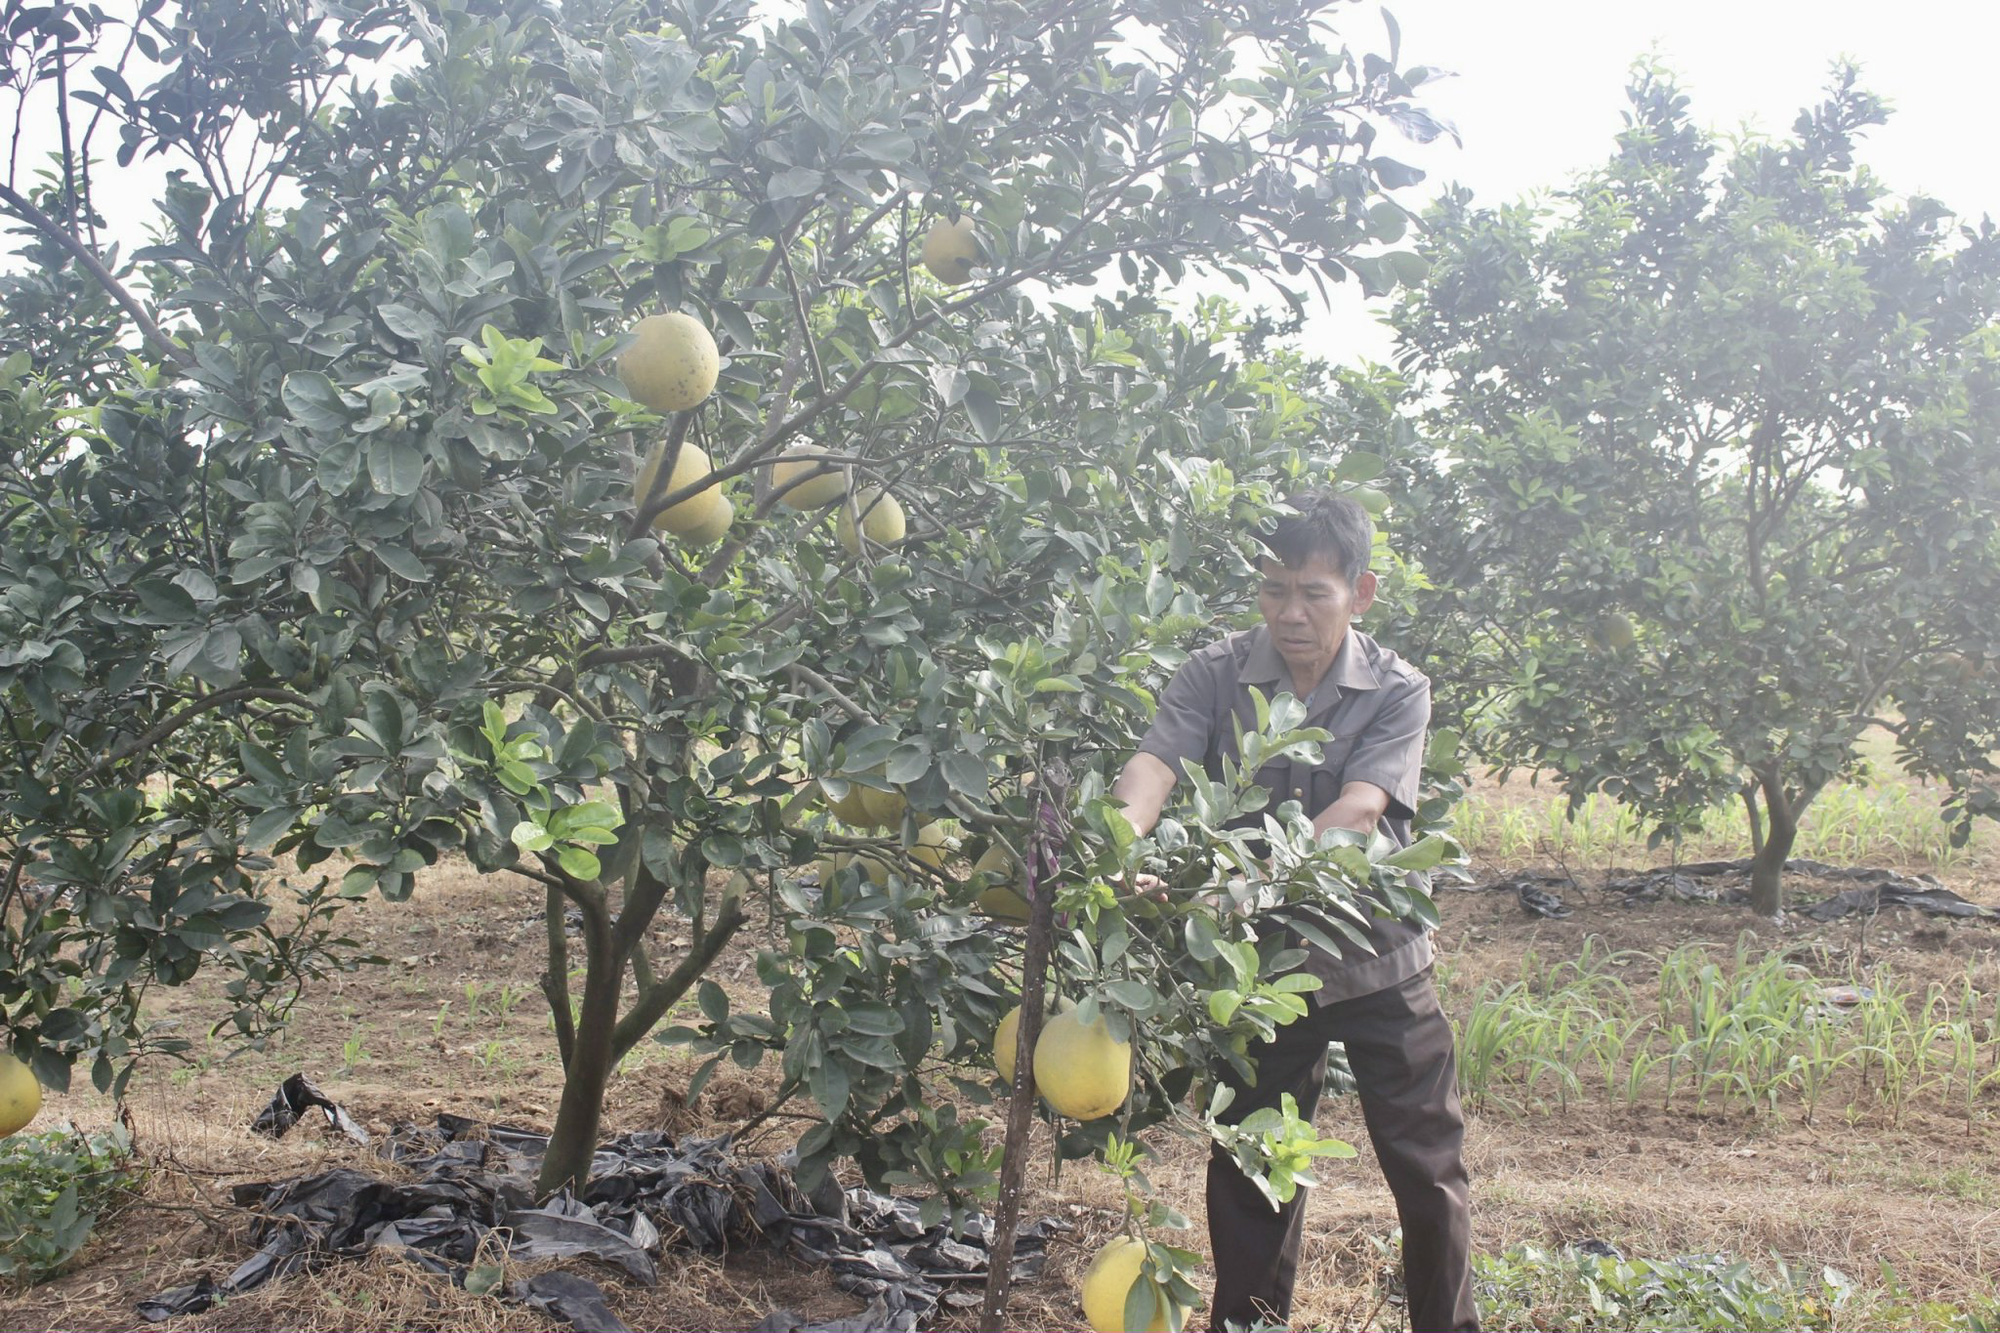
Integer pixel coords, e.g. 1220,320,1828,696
857,780,907,829
836,488,906,556
770,443,848,510
0,1051,41,1137
821,779,874,827
908,822,953,871
815,848,893,889
1080,1236,1187,1333
920,215,981,285
617,312,719,412
635,442,732,543
673,492,734,546
1034,1008,1131,1121
1590,611,1638,653
993,994,1070,1086
970,843,1031,923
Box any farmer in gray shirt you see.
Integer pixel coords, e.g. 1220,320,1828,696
1111,490,1476,1332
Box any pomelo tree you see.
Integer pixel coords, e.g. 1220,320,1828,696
1,2,1460,1288
1352,66,2000,917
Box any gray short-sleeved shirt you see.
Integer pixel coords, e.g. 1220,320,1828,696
1136,624,1434,1004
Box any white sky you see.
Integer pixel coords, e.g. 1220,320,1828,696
1309,0,2000,361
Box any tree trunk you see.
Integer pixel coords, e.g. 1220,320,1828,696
980,775,1068,1332
1748,775,1797,920
537,895,621,1198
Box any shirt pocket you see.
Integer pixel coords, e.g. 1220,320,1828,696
1253,758,1296,813
1307,735,1359,812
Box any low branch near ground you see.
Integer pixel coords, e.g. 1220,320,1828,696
542,884,577,1069
611,880,747,1062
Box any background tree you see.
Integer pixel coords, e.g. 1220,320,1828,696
1361,65,2000,917
2,0,1458,1270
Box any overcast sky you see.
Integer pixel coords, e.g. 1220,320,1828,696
1308,0,2000,360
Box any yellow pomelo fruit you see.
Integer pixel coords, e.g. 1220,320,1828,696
816,849,893,889
858,783,907,829
1034,1009,1130,1121
635,442,732,541
674,490,734,546
836,489,906,556
823,781,873,827
971,844,1032,922
972,843,1019,884
909,823,953,871
1593,612,1637,653
921,216,981,285
618,312,719,412
0,1051,41,1137
770,444,847,510
976,885,1032,922
993,995,1069,1086
1081,1237,1184,1333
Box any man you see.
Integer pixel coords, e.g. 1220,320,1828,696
1110,491,1476,1333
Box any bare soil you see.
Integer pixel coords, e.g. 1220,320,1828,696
7,826,1998,1332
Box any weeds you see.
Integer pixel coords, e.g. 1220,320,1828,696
339,1026,369,1077
1455,935,2000,1121
1456,779,1978,872
0,1125,141,1285
1473,1243,2000,1332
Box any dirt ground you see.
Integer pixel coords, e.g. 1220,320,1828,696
7,814,1999,1332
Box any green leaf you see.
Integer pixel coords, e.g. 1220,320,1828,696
963,388,1002,443
367,437,425,496
1383,835,1452,872
244,805,301,851
373,544,431,582
809,1057,850,1118
939,751,987,798
510,821,555,852
282,371,351,430
884,741,930,785
1334,451,1385,483
1103,979,1157,1014
556,845,603,880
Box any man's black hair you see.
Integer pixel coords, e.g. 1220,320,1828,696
1261,489,1374,588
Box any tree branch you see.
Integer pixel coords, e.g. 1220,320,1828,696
89,686,314,781
0,181,192,370
542,883,577,1069
610,880,747,1061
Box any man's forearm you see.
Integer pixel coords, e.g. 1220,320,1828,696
1111,752,1177,837
1311,781,1393,838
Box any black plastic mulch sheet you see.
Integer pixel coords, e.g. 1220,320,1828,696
140,1102,1062,1331
249,1072,372,1144
1473,860,1996,923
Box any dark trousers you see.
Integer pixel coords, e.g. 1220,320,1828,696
1207,967,1477,1332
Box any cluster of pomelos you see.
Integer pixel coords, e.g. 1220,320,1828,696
615,215,981,552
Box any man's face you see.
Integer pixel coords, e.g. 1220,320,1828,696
1258,554,1377,678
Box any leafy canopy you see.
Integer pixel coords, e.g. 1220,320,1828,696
1361,65,2000,913
2,0,1457,1221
